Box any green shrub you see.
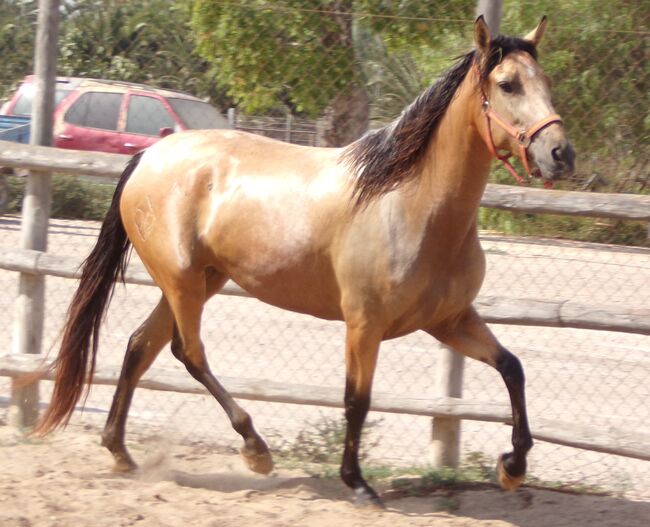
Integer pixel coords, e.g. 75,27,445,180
478,208,649,247
3,174,114,221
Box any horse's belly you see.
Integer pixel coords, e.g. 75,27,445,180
211,219,343,319
228,264,344,321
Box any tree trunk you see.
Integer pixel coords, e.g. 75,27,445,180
316,83,369,147
314,1,369,147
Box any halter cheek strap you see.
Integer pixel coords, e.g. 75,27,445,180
476,68,563,188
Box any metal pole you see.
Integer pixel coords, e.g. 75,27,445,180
476,0,502,34
10,0,59,429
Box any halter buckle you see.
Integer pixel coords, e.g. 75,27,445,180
516,130,531,147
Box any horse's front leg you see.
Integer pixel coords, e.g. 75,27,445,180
428,307,533,490
340,321,383,507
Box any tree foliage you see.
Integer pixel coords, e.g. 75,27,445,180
0,0,645,190
0,0,229,106
190,0,473,117
57,0,227,104
0,0,38,100
192,0,359,117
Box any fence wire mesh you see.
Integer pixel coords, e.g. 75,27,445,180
0,0,649,501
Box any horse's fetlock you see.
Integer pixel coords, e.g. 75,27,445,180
233,411,253,436
340,464,360,487
516,436,534,453
100,432,112,449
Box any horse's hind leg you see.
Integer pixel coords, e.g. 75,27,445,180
101,296,174,472
166,272,273,474
429,307,533,491
101,273,227,472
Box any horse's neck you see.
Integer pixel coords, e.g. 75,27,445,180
408,76,493,231
427,78,492,206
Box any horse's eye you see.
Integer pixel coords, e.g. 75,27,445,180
498,81,514,93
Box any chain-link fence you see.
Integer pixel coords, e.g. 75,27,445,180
0,0,649,500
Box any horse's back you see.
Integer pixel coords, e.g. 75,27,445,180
120,129,350,318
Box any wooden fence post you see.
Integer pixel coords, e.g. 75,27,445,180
430,348,465,468
285,113,293,143
227,108,236,129
9,0,59,429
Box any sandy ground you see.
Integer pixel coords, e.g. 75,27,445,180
1,215,649,512
1,425,648,527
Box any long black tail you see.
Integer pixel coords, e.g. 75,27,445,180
34,151,144,434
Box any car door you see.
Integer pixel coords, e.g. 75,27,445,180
120,93,180,154
55,91,125,153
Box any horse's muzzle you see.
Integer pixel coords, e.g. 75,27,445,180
531,136,575,182
549,140,576,179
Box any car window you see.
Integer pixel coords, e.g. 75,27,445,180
64,91,122,130
12,86,73,116
126,95,175,136
167,98,228,129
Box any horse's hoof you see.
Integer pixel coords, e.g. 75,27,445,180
354,487,385,510
240,446,274,475
112,457,138,474
496,454,525,491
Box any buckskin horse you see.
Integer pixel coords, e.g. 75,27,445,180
35,16,574,507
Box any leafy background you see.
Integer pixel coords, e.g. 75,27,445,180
0,0,647,242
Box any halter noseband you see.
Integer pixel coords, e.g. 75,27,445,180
476,63,563,188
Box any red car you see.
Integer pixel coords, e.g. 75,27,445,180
0,76,230,154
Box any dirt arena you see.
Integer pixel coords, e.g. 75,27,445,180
1,216,649,525
1,425,649,527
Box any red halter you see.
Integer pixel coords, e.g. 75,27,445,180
477,68,563,188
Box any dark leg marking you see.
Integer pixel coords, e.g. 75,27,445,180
171,325,273,474
102,336,156,471
340,379,384,508
495,345,533,486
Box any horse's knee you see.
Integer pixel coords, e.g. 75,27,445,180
345,403,369,426
344,389,370,421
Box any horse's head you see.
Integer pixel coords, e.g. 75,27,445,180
474,16,575,184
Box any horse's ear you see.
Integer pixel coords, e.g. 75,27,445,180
474,15,491,57
524,16,548,47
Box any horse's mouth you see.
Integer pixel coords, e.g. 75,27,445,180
530,166,555,188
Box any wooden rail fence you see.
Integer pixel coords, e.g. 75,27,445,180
1,140,649,466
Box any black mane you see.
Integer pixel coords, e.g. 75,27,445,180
345,35,537,207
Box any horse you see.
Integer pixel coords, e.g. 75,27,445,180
34,16,574,507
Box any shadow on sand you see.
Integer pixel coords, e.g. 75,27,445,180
167,469,650,527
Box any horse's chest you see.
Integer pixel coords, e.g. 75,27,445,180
383,237,486,336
